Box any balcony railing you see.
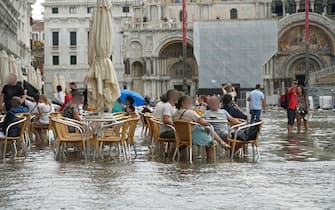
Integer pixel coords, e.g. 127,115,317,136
310,65,335,84
122,21,193,32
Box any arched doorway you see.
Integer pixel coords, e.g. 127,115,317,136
131,61,144,95
287,57,322,86
159,41,198,94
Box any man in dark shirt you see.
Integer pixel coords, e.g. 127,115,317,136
0,74,25,112
221,94,248,120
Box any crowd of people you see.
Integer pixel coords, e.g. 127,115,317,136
0,71,309,157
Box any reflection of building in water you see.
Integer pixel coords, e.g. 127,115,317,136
121,0,335,98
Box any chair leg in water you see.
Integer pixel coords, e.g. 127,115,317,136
189,147,193,163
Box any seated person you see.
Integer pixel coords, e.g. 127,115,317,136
203,96,241,141
141,97,152,114
159,90,179,139
172,96,230,159
24,94,39,114
221,94,247,120
112,98,124,113
9,97,29,114
126,105,137,118
0,110,20,138
62,90,82,121
33,95,53,146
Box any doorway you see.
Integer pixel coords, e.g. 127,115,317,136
295,75,305,86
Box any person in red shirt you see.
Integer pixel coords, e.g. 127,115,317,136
60,89,72,111
287,80,298,134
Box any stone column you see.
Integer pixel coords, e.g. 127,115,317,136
268,2,272,17
323,0,327,15
151,80,156,99
282,0,286,16
255,0,260,18
295,0,300,12
310,0,315,11
145,58,152,75
264,2,268,18
270,80,274,96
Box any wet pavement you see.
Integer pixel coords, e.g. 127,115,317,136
0,110,334,210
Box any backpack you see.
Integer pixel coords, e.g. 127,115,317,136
279,90,289,109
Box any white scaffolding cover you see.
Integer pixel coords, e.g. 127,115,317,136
194,20,278,88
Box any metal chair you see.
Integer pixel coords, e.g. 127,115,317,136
93,120,129,160
0,117,27,162
51,118,87,161
172,120,216,163
149,118,175,157
226,120,264,160
126,118,139,158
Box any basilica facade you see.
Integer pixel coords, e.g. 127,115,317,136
121,0,335,99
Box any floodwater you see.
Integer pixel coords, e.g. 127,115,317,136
0,110,334,210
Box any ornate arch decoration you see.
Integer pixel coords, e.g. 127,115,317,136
278,13,335,55
127,39,144,58
283,52,326,77
153,34,194,57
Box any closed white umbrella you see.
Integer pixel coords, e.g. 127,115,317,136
8,55,24,84
0,50,9,87
52,74,67,93
36,68,43,92
16,58,24,83
27,66,37,88
87,0,120,112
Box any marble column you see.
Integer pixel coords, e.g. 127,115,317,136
310,0,315,11
264,2,268,18
282,0,286,16
295,0,300,12
255,0,260,18
323,0,327,15
268,2,272,17
270,80,274,96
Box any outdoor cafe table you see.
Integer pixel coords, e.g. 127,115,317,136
81,114,120,159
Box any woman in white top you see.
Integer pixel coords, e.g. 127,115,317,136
24,95,40,114
33,94,53,146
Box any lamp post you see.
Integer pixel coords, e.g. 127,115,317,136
182,0,188,94
305,0,310,87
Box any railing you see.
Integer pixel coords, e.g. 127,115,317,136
122,21,193,32
310,65,335,84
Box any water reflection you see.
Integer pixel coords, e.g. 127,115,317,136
0,111,334,209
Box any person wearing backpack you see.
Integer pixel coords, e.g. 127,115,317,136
286,80,298,134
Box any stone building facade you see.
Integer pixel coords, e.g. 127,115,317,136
122,0,335,99
43,0,335,98
0,0,34,76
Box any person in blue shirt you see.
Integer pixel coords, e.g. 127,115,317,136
9,97,29,114
247,84,265,123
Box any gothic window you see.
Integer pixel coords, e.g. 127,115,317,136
230,8,238,19
287,0,296,14
272,0,283,16
314,0,323,14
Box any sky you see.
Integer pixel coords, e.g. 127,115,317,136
32,0,44,20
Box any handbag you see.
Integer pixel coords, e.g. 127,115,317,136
178,110,213,146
